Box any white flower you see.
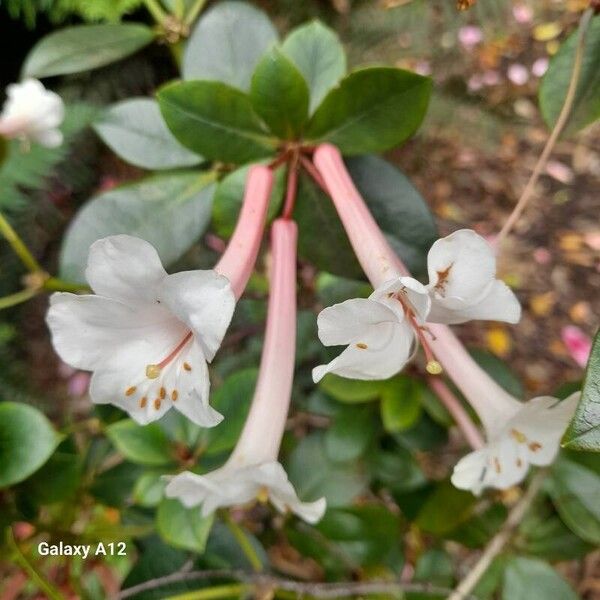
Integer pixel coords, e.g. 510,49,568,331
166,220,326,523
0,79,64,148
312,229,521,383
312,277,430,382
426,229,521,325
451,392,579,494
46,235,235,426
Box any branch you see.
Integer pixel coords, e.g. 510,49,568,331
117,568,468,600
446,468,548,600
495,7,595,250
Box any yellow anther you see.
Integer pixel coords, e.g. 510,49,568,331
146,364,161,379
183,362,192,372
154,398,162,410
426,360,443,375
510,428,527,444
159,387,166,399
172,390,178,401
528,441,542,452
140,397,147,408
256,486,269,504
125,386,137,396
356,343,368,350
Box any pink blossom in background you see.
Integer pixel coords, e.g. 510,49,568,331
467,74,484,92
414,60,432,76
562,325,592,368
533,247,552,265
512,4,533,24
482,70,502,86
545,160,574,184
458,25,483,49
532,57,549,77
507,64,530,85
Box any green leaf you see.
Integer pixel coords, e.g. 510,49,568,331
547,456,600,545
306,67,432,154
281,21,346,114
502,557,578,600
415,481,476,535
319,373,383,404
158,81,276,164
89,461,143,507
380,376,423,433
369,445,426,493
106,419,174,467
183,0,278,91
325,406,377,462
156,498,214,553
540,15,600,135
203,369,257,456
93,98,202,170
133,471,168,507
413,549,454,587
22,24,155,78
0,402,61,488
287,432,368,507
345,155,438,276
563,329,600,450
470,349,524,398
250,48,310,139
60,171,215,282
294,171,362,278
212,162,285,238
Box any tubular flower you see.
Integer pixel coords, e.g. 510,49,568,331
311,144,520,382
0,79,64,148
429,325,579,494
165,219,326,524
46,166,273,425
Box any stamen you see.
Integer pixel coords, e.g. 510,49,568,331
493,457,502,474
139,397,147,408
125,386,137,396
171,390,178,401
510,429,527,444
426,360,443,375
154,398,162,410
356,342,368,349
146,331,193,380
183,362,192,372
516,458,523,467
159,387,166,399
256,486,269,504
528,442,542,452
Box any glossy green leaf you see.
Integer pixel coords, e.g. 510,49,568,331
60,171,215,282
540,15,600,135
319,373,383,404
287,432,368,507
23,24,155,78
547,456,600,545
93,98,202,170
0,403,60,488
133,471,168,507
369,445,426,493
156,498,214,553
281,21,346,113
106,420,174,467
183,1,278,91
502,557,578,600
212,162,285,238
345,155,438,276
563,329,600,450
158,81,276,163
306,67,432,154
203,369,257,456
325,406,377,462
250,48,310,139
89,461,143,507
416,481,476,535
380,376,423,432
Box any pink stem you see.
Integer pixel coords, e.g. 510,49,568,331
428,377,485,449
313,143,409,286
313,143,519,440
214,165,273,299
228,219,298,466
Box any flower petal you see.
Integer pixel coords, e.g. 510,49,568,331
46,292,174,371
86,235,167,305
316,298,400,347
158,271,236,361
371,276,431,323
451,448,489,495
313,320,414,382
427,229,496,303
428,280,521,324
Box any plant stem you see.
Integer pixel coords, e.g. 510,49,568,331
166,583,251,600
0,287,40,310
6,528,65,600
495,7,595,250
142,0,168,24
299,155,329,194
184,0,207,25
428,377,484,450
446,469,548,600
44,277,89,293
221,511,263,573
282,152,299,219
0,210,42,273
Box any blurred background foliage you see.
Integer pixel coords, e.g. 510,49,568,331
0,0,599,598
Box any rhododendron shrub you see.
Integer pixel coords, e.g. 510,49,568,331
0,2,598,599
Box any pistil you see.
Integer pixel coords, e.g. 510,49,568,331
146,331,193,379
